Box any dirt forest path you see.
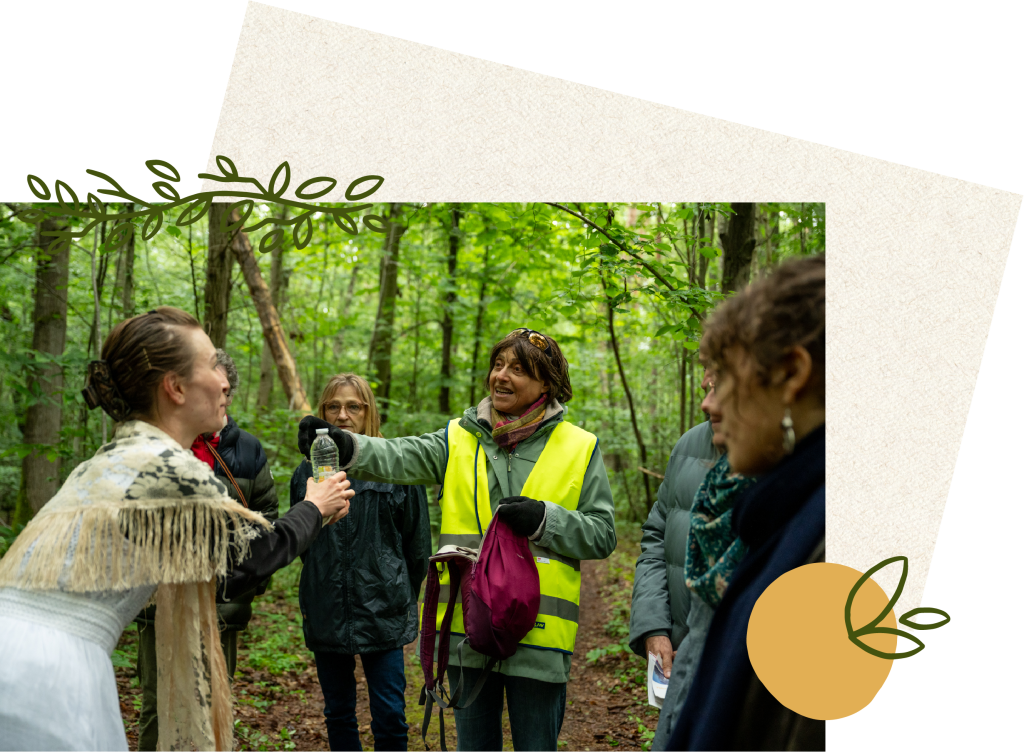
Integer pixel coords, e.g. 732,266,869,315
115,531,654,751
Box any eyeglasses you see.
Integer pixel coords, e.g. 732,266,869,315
508,328,553,357
324,401,366,417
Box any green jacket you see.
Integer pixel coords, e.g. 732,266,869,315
629,420,718,749
345,398,617,683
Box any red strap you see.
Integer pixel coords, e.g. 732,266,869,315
419,559,463,692
420,563,441,690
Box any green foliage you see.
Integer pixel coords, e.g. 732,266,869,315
0,200,822,526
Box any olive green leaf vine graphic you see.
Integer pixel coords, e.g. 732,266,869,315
845,556,951,660
17,156,388,255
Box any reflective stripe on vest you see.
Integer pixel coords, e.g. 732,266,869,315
435,418,597,654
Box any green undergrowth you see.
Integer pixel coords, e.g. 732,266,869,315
587,521,659,750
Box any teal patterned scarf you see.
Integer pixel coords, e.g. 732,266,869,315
684,454,757,608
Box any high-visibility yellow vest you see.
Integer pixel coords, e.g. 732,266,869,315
433,418,597,654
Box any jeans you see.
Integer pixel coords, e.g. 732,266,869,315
314,649,409,751
445,665,566,752
135,607,238,751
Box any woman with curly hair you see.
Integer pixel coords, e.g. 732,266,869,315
666,255,826,751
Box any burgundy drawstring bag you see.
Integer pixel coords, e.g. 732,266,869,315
418,513,540,750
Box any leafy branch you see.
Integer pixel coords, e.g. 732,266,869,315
16,156,389,256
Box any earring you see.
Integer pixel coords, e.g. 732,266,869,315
781,407,796,455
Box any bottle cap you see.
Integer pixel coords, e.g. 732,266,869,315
316,428,329,435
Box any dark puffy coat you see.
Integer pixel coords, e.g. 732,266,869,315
629,420,719,749
214,415,280,631
290,460,431,654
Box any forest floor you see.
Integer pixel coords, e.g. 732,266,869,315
115,526,658,751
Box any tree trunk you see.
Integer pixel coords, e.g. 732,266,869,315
680,348,687,435
205,204,235,349
439,204,460,415
600,271,653,512
115,202,136,318
367,204,406,424
332,262,360,361
256,215,290,409
697,205,709,289
468,245,491,407
226,207,310,411
15,216,70,524
720,202,756,294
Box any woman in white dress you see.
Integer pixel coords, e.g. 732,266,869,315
0,307,354,751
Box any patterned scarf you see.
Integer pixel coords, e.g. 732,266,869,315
491,395,548,451
0,420,270,750
684,454,757,608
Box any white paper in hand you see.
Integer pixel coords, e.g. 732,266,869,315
647,652,669,708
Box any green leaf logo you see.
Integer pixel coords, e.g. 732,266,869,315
846,556,950,660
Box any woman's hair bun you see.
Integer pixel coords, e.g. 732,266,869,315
81,360,133,422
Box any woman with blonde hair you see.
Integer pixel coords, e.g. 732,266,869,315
290,373,431,752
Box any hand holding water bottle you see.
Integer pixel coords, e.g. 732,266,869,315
304,471,353,525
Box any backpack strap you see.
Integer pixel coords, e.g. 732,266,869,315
204,438,248,508
420,561,463,751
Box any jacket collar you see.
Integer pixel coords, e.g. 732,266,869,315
732,424,825,551
472,395,565,433
216,415,239,449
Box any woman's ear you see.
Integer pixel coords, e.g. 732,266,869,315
161,371,187,406
779,346,814,404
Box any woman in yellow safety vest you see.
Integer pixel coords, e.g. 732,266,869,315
297,328,617,752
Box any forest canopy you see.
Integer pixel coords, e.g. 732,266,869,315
0,200,823,538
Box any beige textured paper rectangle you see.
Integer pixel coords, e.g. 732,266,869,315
206,1,1020,612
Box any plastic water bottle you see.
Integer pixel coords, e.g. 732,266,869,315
311,428,339,483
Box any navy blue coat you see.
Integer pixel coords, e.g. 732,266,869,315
290,460,431,655
667,425,826,751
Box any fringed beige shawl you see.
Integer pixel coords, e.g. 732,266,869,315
0,420,271,750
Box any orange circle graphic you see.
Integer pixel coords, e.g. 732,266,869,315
746,562,897,720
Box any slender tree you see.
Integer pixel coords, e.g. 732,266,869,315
438,204,460,415
204,204,235,349
255,210,292,409
600,270,653,512
15,216,70,524
367,203,406,423
226,208,310,411
720,202,756,293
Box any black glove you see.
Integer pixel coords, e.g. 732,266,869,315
496,496,546,538
298,415,355,465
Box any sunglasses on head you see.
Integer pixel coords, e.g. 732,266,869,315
508,328,553,357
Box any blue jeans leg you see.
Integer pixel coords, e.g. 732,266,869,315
447,666,506,752
360,649,409,751
505,674,566,751
314,651,361,752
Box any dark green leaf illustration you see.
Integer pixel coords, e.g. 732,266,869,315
27,175,50,201
345,175,383,201
295,176,337,200
259,229,284,255
362,214,388,233
55,180,79,212
292,214,313,250
177,198,211,227
141,211,163,241
846,556,949,660
153,182,180,201
16,158,388,252
101,222,135,253
146,160,180,182
269,161,291,198
899,607,951,631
